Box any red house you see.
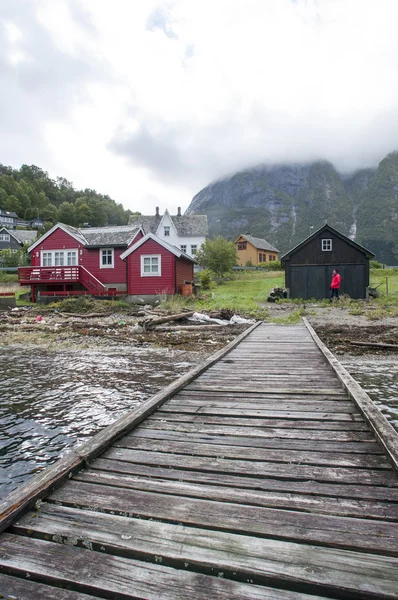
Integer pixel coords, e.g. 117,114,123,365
18,223,196,302
120,232,196,296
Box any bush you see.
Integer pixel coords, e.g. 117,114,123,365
199,269,213,290
245,259,253,267
370,260,383,269
266,260,282,271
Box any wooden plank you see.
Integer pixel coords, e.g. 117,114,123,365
159,406,363,421
137,421,375,441
150,413,369,430
164,400,357,413
101,447,396,485
12,504,398,600
75,469,398,520
304,318,398,473
0,322,260,534
184,385,347,395
0,573,98,600
115,436,390,469
0,535,311,600
133,427,381,453
48,481,398,554
91,457,398,502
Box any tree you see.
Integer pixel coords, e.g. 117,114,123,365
58,201,76,226
195,236,237,277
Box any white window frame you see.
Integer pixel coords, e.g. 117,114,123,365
164,226,170,237
41,249,78,267
322,239,332,251
100,248,114,268
191,244,197,255
141,254,161,277
180,244,187,253
0,233,10,242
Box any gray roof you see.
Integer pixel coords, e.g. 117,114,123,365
129,213,208,237
12,230,38,244
240,234,279,253
0,209,18,218
61,224,88,245
79,225,141,247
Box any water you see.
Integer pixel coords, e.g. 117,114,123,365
341,355,398,431
0,346,195,498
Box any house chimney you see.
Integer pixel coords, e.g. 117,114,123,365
177,207,181,216
156,206,159,216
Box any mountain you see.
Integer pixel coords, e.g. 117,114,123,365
186,154,398,263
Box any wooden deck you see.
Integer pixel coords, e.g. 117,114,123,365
1,321,398,599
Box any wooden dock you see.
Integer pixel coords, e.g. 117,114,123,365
1,320,398,599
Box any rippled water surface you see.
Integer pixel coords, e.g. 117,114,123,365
0,346,194,498
341,355,398,431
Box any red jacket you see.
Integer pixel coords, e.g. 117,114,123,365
331,273,342,289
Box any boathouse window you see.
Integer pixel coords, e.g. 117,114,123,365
67,251,78,265
141,254,161,276
191,245,197,255
180,245,187,253
42,252,52,266
0,233,10,241
322,239,332,251
101,248,114,268
238,241,247,250
164,226,170,236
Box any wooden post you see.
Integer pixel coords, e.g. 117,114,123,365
386,276,389,296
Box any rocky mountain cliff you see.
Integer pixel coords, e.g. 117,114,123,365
185,153,398,263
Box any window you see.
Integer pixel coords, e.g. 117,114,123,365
164,226,170,237
67,251,78,266
0,234,10,242
191,245,197,255
41,249,79,267
141,254,161,276
322,239,332,251
269,255,276,262
101,248,114,268
180,245,187,253
237,241,247,250
42,252,52,266
54,251,64,266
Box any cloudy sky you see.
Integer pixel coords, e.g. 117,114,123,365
1,0,398,214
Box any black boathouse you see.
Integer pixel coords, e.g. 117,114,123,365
281,223,374,300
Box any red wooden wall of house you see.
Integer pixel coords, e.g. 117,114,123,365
126,238,176,295
175,258,194,292
30,229,83,267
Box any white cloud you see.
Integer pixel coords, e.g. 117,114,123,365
1,0,398,214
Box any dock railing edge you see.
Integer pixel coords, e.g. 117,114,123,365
0,321,261,534
303,317,398,473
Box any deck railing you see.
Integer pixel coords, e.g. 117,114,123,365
17,266,119,297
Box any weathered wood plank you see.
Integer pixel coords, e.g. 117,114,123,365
159,405,363,420
137,421,375,441
132,427,381,453
75,469,398,520
150,413,369,430
12,504,398,600
101,447,396,485
0,535,311,600
0,573,98,600
48,481,398,554
115,436,390,469
90,457,398,501
184,384,347,395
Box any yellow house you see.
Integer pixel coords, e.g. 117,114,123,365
234,234,279,266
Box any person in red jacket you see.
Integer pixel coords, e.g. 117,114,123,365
330,269,342,301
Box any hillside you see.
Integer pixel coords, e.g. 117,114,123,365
0,164,133,229
186,154,398,263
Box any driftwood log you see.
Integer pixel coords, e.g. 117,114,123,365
140,311,195,330
349,341,398,350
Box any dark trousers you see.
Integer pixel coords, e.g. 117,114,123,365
330,288,339,301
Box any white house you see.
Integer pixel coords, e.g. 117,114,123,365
129,207,208,259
